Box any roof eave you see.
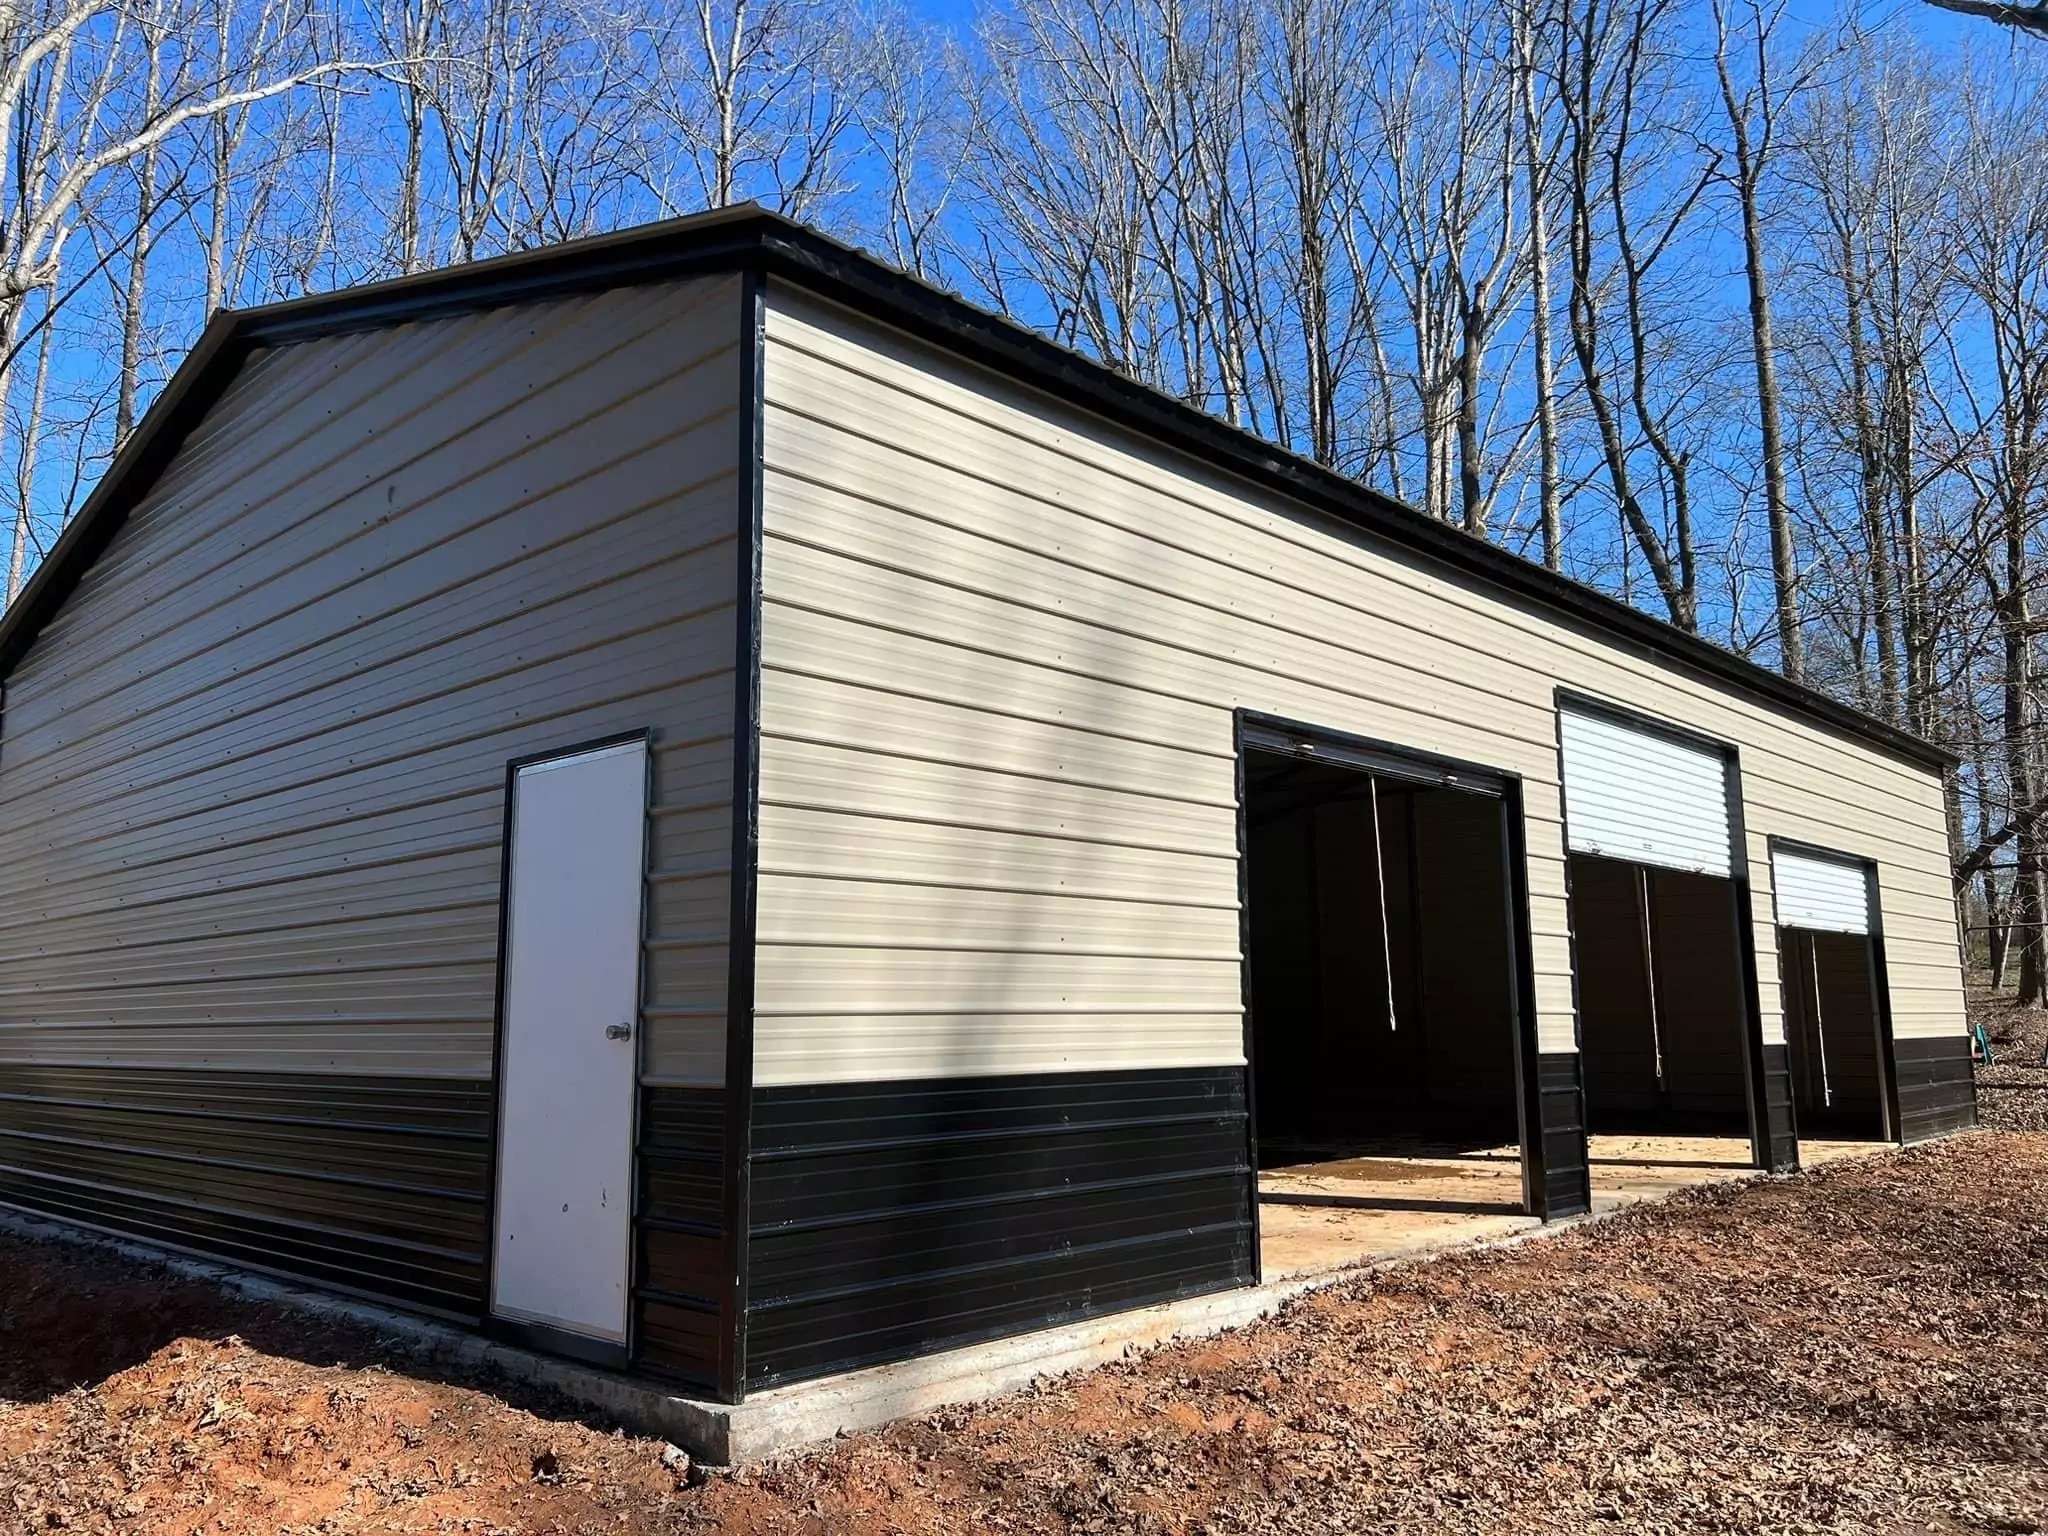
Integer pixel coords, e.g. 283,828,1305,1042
0,205,1955,777
0,307,249,679
744,221,1955,774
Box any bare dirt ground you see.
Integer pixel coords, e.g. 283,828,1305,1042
4,1056,2046,1533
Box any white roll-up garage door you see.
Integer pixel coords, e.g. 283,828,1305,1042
1771,847,1870,934
1559,706,1732,878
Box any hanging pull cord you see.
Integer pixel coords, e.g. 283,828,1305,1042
1369,777,1398,1032
1809,933,1833,1109
1638,866,1665,1086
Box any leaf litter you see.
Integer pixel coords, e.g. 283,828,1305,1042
2,1049,2044,1534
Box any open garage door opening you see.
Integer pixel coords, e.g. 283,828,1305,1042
1559,702,1768,1199
1240,720,1537,1280
1570,853,1754,1141
1774,844,1893,1145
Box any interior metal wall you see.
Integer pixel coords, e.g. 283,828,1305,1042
1246,770,1518,1150
1569,855,1751,1126
1778,930,1886,1137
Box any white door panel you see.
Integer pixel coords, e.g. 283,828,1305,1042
1773,847,1871,934
1559,707,1732,878
491,738,647,1344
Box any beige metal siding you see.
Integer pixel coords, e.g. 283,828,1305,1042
753,284,1965,1084
0,276,742,1085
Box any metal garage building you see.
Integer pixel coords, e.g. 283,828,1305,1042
0,206,1976,1406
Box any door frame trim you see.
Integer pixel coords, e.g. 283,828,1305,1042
1233,709,1548,1239
1552,688,1781,1172
482,726,654,1370
1764,835,1901,1145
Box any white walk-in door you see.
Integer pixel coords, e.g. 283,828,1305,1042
491,738,648,1345
1772,846,1871,934
1558,706,1733,878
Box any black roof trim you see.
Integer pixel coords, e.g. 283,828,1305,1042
0,204,1951,772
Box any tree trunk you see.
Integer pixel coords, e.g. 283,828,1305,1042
1457,295,1486,533
115,38,164,448
1737,180,1801,677
2003,519,2045,1005
1,298,29,604
1982,795,2010,989
1513,0,1561,570
1717,40,1802,678
1840,235,1899,719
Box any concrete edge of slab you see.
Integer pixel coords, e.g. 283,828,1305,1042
0,1135,1939,1466
0,1195,1581,1465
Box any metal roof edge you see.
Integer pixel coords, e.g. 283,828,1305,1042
746,220,1953,775
0,204,1954,777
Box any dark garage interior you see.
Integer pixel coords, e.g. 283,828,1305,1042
1779,928,1889,1140
1567,854,1754,1139
1243,744,1527,1245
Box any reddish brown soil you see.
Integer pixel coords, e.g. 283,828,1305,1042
4,1120,2045,1532
0,1249,684,1533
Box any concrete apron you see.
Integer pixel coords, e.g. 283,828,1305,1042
0,1139,1910,1465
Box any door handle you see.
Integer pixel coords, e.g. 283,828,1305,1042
605,1022,633,1041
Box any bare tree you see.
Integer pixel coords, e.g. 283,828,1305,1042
641,0,856,219
1923,0,2048,40
1711,0,1814,679
1556,0,1714,630
1509,0,1566,569
851,3,978,279
0,0,397,603
1945,65,2048,1001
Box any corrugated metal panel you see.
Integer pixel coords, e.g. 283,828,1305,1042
634,1086,723,1389
0,1067,489,1313
0,277,743,1312
1779,930,1883,1132
1535,1053,1589,1217
1773,848,1871,934
0,276,739,1080
1559,708,1732,877
755,285,1965,1065
744,1067,1252,1388
1894,1036,1978,1141
1758,1043,1798,1170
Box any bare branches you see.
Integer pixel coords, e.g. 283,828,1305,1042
1923,0,2048,40
0,0,2041,991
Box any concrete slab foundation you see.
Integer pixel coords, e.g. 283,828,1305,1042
0,1131,1904,1466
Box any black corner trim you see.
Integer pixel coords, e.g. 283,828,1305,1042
718,267,767,1405
1532,1053,1591,1218
1231,715,1263,1283
1756,1043,1799,1171
1718,739,1787,1175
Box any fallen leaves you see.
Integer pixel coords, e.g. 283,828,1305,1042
0,1035,2044,1534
